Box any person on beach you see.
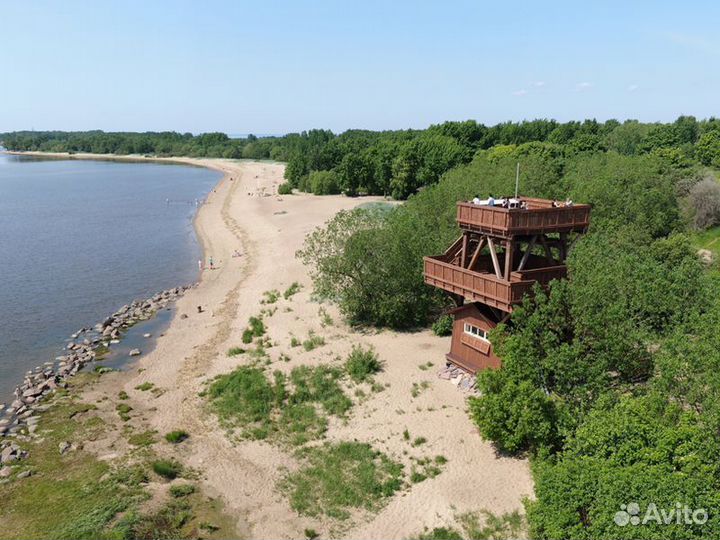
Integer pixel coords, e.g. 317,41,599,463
198,259,203,272
209,256,214,270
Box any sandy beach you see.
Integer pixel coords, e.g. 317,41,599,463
7,153,533,538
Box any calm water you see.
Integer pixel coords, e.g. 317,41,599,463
0,155,221,402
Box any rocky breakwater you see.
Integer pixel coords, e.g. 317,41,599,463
0,286,190,442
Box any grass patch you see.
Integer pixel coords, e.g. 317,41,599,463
318,307,334,327
242,329,254,344
282,442,404,520
116,403,133,421
283,282,302,299
165,430,189,444
412,436,427,447
118,390,129,400
169,484,196,498
302,331,325,352
418,361,434,371
456,510,527,540
135,381,154,392
152,459,182,480
128,429,157,447
227,346,245,357
411,381,431,398
290,336,301,347
208,364,351,445
414,527,464,540
345,344,382,383
261,289,281,304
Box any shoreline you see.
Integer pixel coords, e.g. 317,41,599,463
0,151,230,431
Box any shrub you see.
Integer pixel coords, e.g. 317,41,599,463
283,282,302,299
302,331,325,351
309,170,341,195
152,459,182,480
165,430,189,444
431,314,453,336
278,182,293,195
345,345,382,383
228,346,245,356
128,430,157,447
135,382,154,391
688,177,720,230
242,329,254,344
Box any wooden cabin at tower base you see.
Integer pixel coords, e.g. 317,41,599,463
445,303,503,372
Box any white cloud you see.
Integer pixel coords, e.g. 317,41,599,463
532,81,545,87
575,82,593,92
627,84,639,92
511,89,528,97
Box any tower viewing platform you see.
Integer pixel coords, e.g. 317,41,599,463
423,195,591,372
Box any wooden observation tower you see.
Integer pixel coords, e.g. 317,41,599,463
423,197,591,373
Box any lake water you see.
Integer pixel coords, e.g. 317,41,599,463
0,155,221,403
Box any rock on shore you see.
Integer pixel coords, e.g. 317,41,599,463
0,285,191,441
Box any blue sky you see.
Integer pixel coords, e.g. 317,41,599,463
1,0,718,134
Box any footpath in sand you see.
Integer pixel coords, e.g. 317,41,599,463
82,158,533,539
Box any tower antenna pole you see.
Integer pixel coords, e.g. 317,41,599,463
515,162,520,199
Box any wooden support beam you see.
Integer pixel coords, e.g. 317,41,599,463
467,237,486,271
460,234,468,268
559,232,567,262
487,237,503,279
504,239,514,280
539,235,556,265
517,235,537,272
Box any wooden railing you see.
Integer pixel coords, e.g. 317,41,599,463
456,202,591,236
511,265,567,283
423,256,536,312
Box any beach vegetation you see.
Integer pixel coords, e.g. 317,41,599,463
128,429,157,447
278,181,293,195
135,381,154,391
283,281,302,299
281,442,404,520
165,430,189,444
290,336,301,347
261,289,281,304
152,459,183,480
169,484,196,498
116,403,133,421
431,314,453,336
207,364,351,446
302,331,325,351
241,329,254,344
344,344,382,383
227,346,245,356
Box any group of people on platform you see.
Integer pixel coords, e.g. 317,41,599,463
471,195,527,209
470,195,573,209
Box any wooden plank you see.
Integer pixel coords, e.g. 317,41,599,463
467,237,486,271
487,238,503,279
504,239,514,280
460,234,468,268
517,235,537,271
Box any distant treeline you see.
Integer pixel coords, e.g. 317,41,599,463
3,116,720,199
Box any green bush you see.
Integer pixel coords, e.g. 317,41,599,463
345,344,382,383
165,430,189,444
283,282,302,299
431,314,453,336
242,329,254,344
152,459,182,480
227,346,245,356
278,182,293,195
309,170,341,195
302,331,325,351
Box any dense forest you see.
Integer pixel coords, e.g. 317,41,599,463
297,133,720,539
3,116,720,200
